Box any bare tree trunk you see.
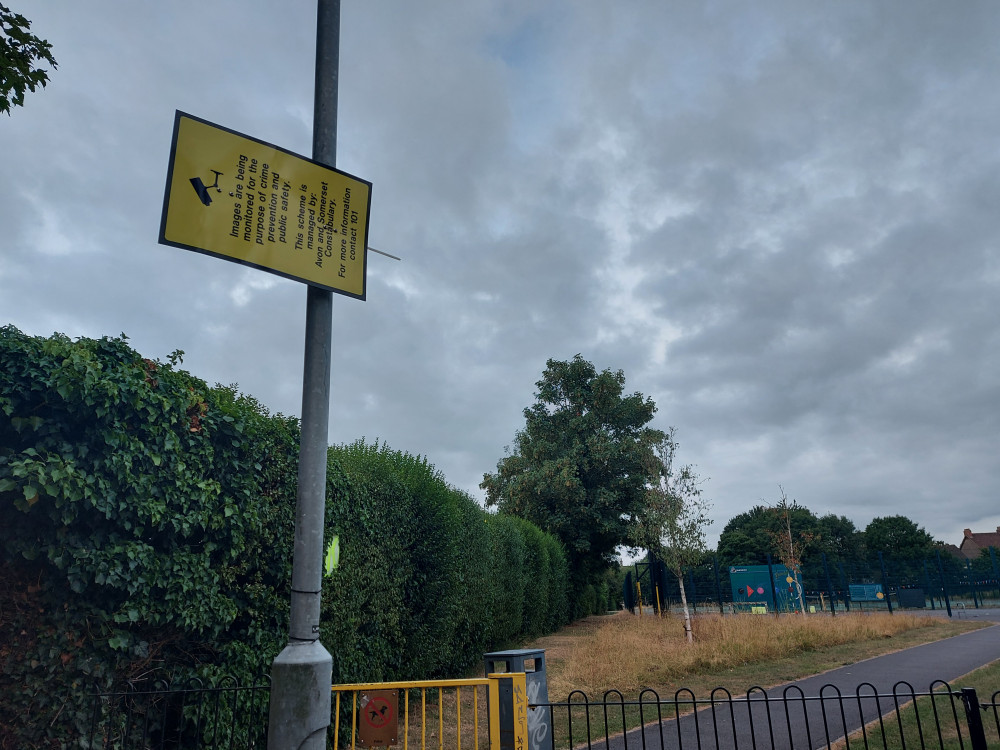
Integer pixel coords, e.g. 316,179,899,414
677,574,693,644
784,511,807,617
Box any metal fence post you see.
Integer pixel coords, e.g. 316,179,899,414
822,553,836,616
656,558,668,614
766,554,779,615
966,559,981,608
878,551,893,614
937,550,953,618
960,687,989,750
989,545,1000,594
713,556,725,615
923,560,936,609
837,562,851,612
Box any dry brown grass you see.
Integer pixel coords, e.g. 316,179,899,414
344,612,982,749
542,611,974,699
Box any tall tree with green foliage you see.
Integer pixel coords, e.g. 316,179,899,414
864,515,936,559
815,513,863,562
716,505,775,565
0,4,57,115
481,355,664,599
630,430,710,643
718,502,822,567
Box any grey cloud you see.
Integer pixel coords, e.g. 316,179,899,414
3,1,1000,548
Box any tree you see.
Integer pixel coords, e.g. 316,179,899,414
864,516,936,560
717,506,776,565
815,513,863,562
630,430,711,643
481,355,664,596
1,4,57,115
717,502,822,567
765,488,812,616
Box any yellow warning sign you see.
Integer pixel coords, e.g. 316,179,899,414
159,111,372,299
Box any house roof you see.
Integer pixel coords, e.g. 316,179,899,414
959,527,1000,559
937,542,964,559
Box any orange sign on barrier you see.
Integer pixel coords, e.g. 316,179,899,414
357,689,398,747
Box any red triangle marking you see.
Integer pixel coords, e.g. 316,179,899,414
746,584,754,597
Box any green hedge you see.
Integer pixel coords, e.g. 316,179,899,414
0,327,571,748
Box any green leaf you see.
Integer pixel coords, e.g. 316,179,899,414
325,535,340,575
22,485,39,506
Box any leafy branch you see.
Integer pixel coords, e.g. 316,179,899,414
0,4,57,115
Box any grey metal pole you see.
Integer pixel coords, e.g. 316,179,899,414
268,2,339,748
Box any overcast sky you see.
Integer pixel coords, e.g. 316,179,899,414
4,1,999,550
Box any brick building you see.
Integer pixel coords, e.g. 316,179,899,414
959,527,1000,560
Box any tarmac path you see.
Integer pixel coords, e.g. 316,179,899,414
560,611,1000,750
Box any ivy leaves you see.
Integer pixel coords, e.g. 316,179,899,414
0,327,575,748
0,326,301,747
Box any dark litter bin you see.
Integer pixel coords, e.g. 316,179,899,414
484,649,549,750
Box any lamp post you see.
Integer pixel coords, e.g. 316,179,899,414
267,2,340,748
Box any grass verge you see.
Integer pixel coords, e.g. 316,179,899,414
538,611,985,699
835,659,1000,749
529,611,987,747
378,612,987,749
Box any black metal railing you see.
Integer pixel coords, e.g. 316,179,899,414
84,678,1000,749
977,691,1000,750
86,676,269,749
535,680,999,749
632,548,1000,616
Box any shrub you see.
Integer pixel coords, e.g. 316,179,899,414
0,327,299,748
576,584,599,618
0,327,573,748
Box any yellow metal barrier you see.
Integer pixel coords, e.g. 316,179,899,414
331,675,526,750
